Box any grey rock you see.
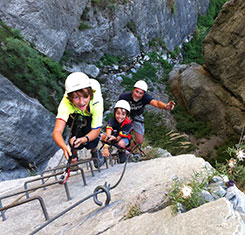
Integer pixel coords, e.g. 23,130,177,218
64,63,100,78
83,64,100,78
127,73,133,79
176,202,186,213
210,185,227,199
0,0,210,61
0,74,59,181
108,30,140,58
201,190,215,202
155,148,172,158
116,76,123,82
225,185,245,216
168,0,245,140
211,175,225,183
0,0,89,61
112,65,119,70
104,198,244,235
131,68,137,73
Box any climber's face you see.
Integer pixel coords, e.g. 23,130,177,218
115,108,127,124
72,90,90,111
132,88,144,102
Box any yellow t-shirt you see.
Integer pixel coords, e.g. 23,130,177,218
56,79,103,129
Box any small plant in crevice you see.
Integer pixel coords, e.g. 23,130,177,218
169,169,219,215
127,20,137,34
78,22,91,31
166,0,176,14
141,148,163,161
169,46,180,59
124,197,143,220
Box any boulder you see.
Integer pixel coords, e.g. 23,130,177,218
168,63,245,137
203,0,245,104
0,74,59,181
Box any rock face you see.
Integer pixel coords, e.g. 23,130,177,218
168,63,245,137
203,0,245,105
105,198,244,235
168,0,245,138
0,0,209,61
0,74,59,181
0,154,244,234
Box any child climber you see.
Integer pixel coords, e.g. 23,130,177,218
101,100,132,163
53,72,104,169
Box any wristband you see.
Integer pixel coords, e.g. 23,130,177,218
85,135,89,143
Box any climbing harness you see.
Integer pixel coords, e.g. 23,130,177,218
59,113,87,184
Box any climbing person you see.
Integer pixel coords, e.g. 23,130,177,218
101,100,132,163
118,80,175,150
53,72,104,169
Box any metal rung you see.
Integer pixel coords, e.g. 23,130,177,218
24,173,71,200
0,196,49,221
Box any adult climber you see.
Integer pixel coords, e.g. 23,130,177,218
118,80,175,150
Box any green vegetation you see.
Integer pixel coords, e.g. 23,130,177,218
210,138,237,165
0,21,67,113
98,53,126,67
166,0,176,15
91,0,129,16
147,51,173,77
126,20,137,34
121,62,158,91
172,104,213,138
120,50,173,91
92,0,129,6
124,199,143,219
149,37,167,50
169,46,180,59
182,0,227,64
79,22,91,31
215,143,245,191
144,112,195,156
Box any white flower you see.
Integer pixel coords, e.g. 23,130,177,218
181,185,192,199
237,149,245,161
222,175,229,183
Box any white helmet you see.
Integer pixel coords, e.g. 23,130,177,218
65,72,91,93
134,80,148,91
114,100,131,112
